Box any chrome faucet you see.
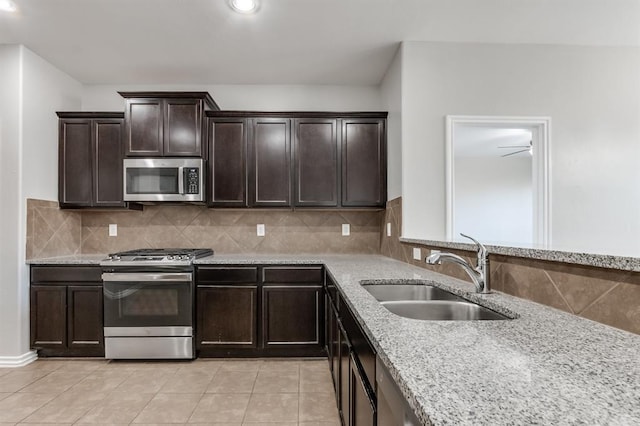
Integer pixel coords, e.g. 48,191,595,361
425,234,491,293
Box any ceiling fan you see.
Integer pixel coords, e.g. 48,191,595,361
498,140,532,157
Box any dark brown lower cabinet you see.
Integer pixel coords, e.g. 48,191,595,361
197,285,258,353
339,323,352,426
196,265,324,357
262,284,323,354
351,355,376,426
30,266,104,357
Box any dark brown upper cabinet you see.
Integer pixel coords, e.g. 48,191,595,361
248,117,292,207
206,111,386,209
120,92,219,157
341,118,386,207
207,117,248,207
293,118,339,207
58,112,129,209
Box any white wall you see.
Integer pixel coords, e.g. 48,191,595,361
401,41,640,256
455,157,532,245
0,45,23,359
82,84,382,111
380,46,402,201
0,45,82,363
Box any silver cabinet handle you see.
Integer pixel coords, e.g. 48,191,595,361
102,273,192,282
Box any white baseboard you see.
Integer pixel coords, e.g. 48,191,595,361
0,351,37,368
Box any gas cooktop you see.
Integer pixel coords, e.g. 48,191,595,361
101,248,213,266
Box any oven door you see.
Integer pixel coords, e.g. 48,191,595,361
102,272,193,336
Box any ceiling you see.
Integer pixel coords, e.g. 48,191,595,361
1,0,638,85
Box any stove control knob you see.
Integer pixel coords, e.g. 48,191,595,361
181,255,190,260
167,255,174,260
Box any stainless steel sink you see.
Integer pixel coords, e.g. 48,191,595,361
380,300,509,321
362,284,463,302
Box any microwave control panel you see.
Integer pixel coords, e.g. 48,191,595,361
185,168,200,194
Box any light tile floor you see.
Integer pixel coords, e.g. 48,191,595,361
0,358,341,426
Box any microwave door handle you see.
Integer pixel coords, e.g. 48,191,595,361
178,167,185,195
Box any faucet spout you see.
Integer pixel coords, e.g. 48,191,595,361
425,235,491,293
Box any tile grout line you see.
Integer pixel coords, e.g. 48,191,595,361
577,282,621,316
543,270,575,314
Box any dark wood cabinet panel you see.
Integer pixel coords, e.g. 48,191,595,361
263,266,323,283
121,92,217,158
57,113,130,209
67,285,104,354
197,266,258,284
197,285,258,350
207,118,247,207
341,119,386,207
30,285,67,350
164,99,202,156
94,119,125,207
125,99,163,156
30,266,104,357
59,120,93,206
249,118,291,207
350,356,376,426
262,285,322,347
293,119,339,207
339,323,351,426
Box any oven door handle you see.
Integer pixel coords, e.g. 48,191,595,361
102,273,193,282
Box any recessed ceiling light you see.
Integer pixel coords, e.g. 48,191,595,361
229,0,258,14
0,0,17,12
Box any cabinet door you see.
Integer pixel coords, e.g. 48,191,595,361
197,285,258,349
262,285,322,348
125,98,163,156
350,355,376,426
30,285,67,352
59,119,93,206
329,302,340,395
341,119,386,207
164,98,203,156
208,118,247,207
293,118,339,207
339,323,351,426
249,118,291,207
67,285,104,356
94,119,125,207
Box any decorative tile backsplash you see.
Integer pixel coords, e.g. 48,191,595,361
381,197,640,335
26,199,81,259
78,205,383,255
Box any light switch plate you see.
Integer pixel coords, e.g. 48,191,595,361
412,247,421,260
108,224,117,237
257,224,265,236
342,224,350,236
386,222,391,237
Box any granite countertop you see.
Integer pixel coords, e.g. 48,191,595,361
29,253,640,424
26,254,107,264
400,237,640,272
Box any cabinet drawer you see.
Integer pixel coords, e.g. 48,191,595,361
197,267,258,283
263,266,323,283
31,266,102,283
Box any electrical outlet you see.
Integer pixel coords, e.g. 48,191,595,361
257,224,265,236
342,224,350,236
386,222,391,237
108,224,117,237
412,247,421,260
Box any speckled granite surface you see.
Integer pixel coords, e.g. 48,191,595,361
400,237,640,272
26,254,107,264
29,253,640,425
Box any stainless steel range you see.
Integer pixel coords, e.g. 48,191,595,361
100,248,213,359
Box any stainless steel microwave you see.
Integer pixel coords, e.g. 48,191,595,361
123,158,205,202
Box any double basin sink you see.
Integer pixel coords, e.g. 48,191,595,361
363,283,509,321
